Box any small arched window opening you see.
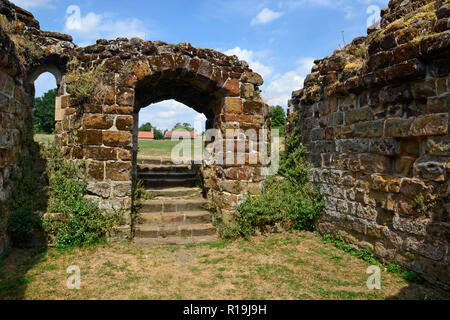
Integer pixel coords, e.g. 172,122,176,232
32,71,59,144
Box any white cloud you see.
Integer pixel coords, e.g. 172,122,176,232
251,8,283,25
11,0,53,9
64,5,149,46
223,46,315,108
224,47,274,79
139,100,205,133
263,58,315,107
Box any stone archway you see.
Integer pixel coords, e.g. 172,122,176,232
55,39,271,238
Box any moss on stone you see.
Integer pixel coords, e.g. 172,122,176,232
66,64,106,103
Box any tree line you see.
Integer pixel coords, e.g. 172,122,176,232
33,89,286,137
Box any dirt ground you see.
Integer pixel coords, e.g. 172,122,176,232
0,231,447,300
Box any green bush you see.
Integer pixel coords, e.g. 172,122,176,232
222,126,324,239
42,143,122,248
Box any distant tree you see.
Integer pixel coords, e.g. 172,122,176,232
269,105,286,128
139,122,164,140
153,128,164,140
172,122,194,132
139,122,153,131
34,88,57,134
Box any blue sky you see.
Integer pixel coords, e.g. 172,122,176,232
18,0,389,131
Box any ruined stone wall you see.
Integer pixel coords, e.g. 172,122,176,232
0,3,41,254
288,0,450,287
56,38,270,237
0,0,75,254
0,28,26,255
0,0,271,244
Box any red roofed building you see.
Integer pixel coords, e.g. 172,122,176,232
164,131,200,139
138,129,154,140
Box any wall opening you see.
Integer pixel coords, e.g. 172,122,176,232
32,71,59,145
132,70,225,194
136,99,207,162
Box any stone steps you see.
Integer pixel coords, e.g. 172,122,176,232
134,158,216,245
139,210,212,226
134,234,218,246
137,157,192,166
140,177,198,189
138,171,198,180
138,198,209,213
135,223,217,238
143,187,202,198
138,164,195,173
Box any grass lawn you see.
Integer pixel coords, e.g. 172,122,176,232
138,139,204,160
0,231,446,300
33,136,283,160
138,137,285,159
34,134,54,145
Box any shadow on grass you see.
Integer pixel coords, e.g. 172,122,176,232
0,140,51,300
0,246,47,300
385,278,450,300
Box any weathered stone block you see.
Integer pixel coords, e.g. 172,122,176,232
413,158,447,182
354,120,384,138
240,72,263,86
83,130,103,145
243,100,264,115
339,95,356,112
370,138,400,155
223,78,240,96
360,153,390,173
111,182,132,197
87,160,104,180
400,178,435,199
345,107,374,125
394,156,415,177
116,87,134,106
411,79,436,101
384,118,414,137
84,146,117,161
240,83,254,99
425,136,450,156
103,131,132,147
426,94,450,114
83,114,114,130
328,112,344,126
115,116,134,131
383,59,426,82
379,84,412,105
87,181,111,198
409,113,448,137
105,162,131,181
337,139,369,153
0,72,14,96
103,105,133,115
392,42,420,64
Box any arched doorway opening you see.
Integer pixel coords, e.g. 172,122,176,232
32,72,59,145
132,70,224,243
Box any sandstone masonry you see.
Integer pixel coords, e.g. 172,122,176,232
288,0,450,288
0,1,270,248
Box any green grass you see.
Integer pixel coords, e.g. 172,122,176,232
34,134,54,145
2,232,447,300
